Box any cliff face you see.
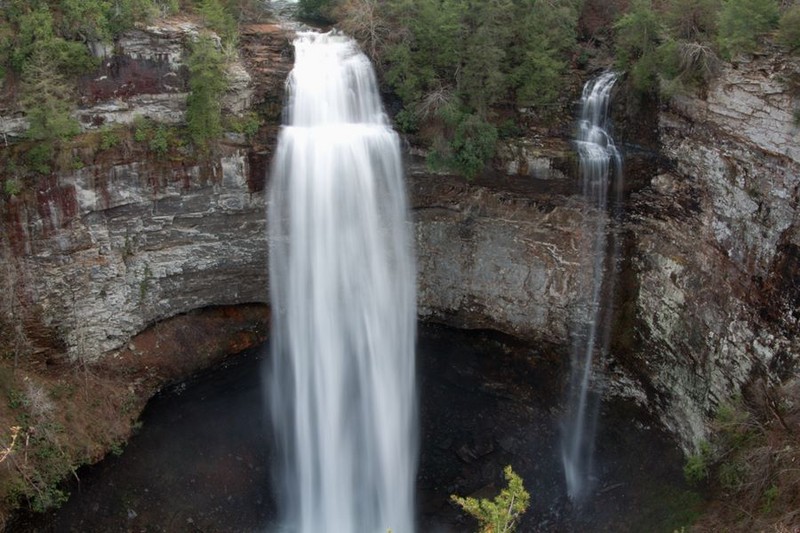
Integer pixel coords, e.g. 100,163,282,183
410,52,799,449
1,21,797,452
0,21,292,362
623,51,800,446
4,150,267,360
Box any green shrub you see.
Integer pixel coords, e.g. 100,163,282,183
25,143,54,175
684,440,713,484
149,126,170,156
778,5,800,51
664,0,721,40
449,113,498,179
3,178,22,197
20,50,81,143
717,0,780,59
226,112,261,138
451,465,530,533
99,126,121,150
133,116,152,143
297,0,336,22
393,109,418,134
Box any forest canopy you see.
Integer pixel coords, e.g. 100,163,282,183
302,0,583,178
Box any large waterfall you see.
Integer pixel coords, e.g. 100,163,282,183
267,32,417,533
561,72,622,504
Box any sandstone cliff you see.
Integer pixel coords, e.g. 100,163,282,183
0,21,797,458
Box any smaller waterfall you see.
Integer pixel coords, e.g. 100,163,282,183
562,72,622,504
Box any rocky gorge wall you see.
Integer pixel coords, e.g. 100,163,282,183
621,50,800,447
1,18,797,453
0,20,292,364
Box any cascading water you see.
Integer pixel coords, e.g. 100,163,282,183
561,72,622,505
267,32,417,533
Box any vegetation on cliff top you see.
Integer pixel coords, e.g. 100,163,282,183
301,0,800,178
0,0,267,187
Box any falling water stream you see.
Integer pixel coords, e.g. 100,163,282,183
562,72,622,505
267,32,417,533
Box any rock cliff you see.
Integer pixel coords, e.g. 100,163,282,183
1,22,797,454
622,50,800,447
0,21,293,363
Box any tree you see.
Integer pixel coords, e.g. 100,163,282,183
664,0,721,40
717,0,780,59
59,0,113,42
451,465,531,533
511,0,580,107
107,0,159,37
199,0,238,46
614,0,664,92
297,0,337,21
334,0,389,61
186,34,227,149
20,50,80,143
778,5,800,51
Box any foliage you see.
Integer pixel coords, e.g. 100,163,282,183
20,50,81,144
358,0,579,177
3,179,22,197
451,465,530,533
664,0,721,40
614,0,723,95
199,0,238,46
186,35,228,149
778,5,800,51
614,0,664,93
688,382,800,531
133,116,153,143
684,440,713,484
423,100,499,179
24,143,55,175
99,126,121,151
716,0,780,59
297,0,337,22
149,126,171,156
333,0,389,61
225,112,262,138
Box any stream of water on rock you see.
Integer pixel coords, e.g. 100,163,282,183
562,72,622,504
266,31,417,533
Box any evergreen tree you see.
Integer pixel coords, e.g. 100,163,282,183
717,0,780,58
20,49,80,143
186,35,228,149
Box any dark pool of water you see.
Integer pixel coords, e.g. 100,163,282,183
17,324,699,532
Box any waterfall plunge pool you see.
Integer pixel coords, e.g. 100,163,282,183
18,324,700,532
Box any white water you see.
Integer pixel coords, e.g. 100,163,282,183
562,72,622,504
268,32,417,533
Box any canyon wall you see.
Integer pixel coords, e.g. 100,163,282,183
0,21,292,363
623,50,800,446
1,21,797,451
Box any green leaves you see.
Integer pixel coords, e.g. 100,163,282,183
186,35,228,149
199,0,238,47
778,5,800,51
20,49,81,144
717,0,780,59
375,0,579,178
451,465,531,533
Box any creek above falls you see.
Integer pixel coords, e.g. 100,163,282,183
16,324,699,532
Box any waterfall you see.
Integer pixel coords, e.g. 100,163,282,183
267,32,417,533
561,72,622,504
